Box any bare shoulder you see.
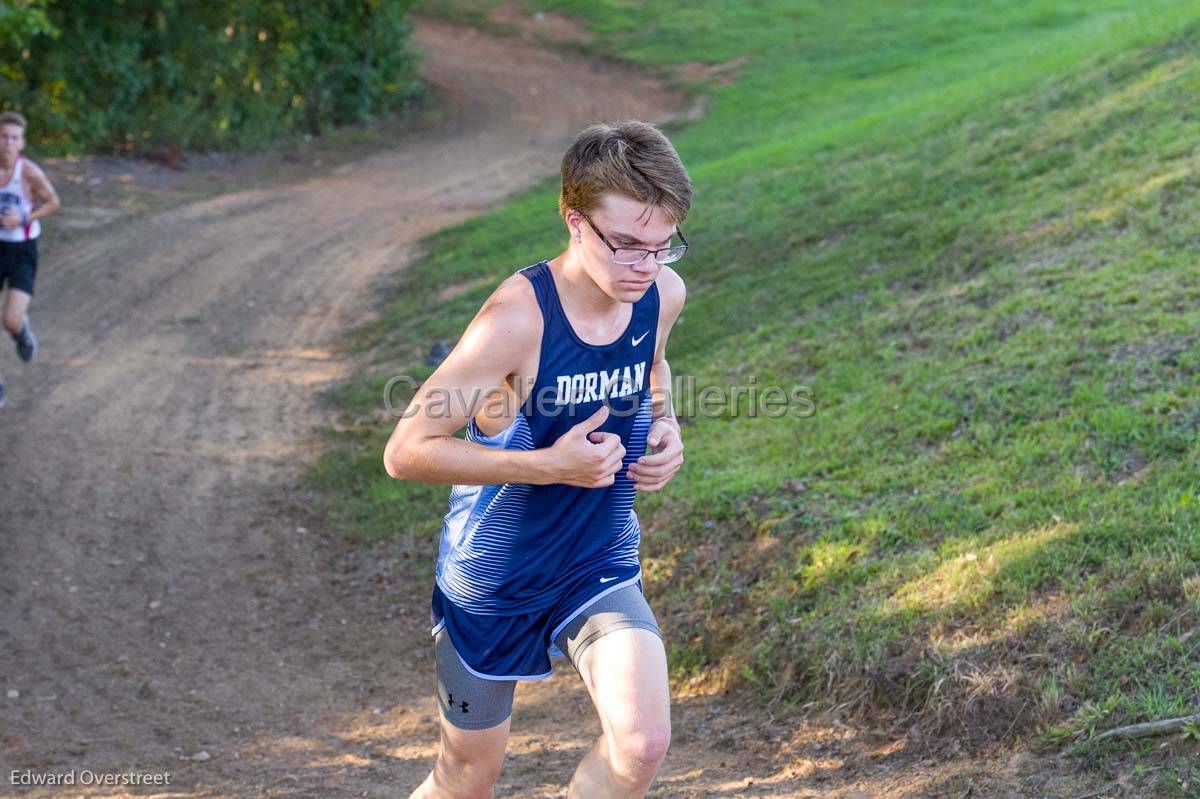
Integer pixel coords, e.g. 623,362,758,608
21,158,56,191
474,271,540,336
21,158,49,181
655,265,686,321
455,270,543,359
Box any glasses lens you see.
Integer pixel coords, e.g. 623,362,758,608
613,248,648,265
655,245,688,264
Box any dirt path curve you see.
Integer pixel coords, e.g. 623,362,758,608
1,18,1068,799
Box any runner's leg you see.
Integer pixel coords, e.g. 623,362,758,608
0,287,27,334
410,627,514,798
0,287,8,401
409,715,511,799
566,627,671,798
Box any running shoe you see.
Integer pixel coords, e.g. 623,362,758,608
13,315,36,362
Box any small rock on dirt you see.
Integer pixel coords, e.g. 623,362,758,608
425,341,451,366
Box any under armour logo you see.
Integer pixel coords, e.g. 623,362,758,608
446,692,470,714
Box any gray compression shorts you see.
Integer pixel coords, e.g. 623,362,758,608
434,582,661,730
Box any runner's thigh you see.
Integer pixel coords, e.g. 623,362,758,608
558,588,670,736
430,627,514,783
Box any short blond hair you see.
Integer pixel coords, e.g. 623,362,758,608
0,112,27,131
559,120,692,224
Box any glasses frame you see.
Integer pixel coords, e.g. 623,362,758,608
579,212,689,265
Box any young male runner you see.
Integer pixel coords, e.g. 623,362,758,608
0,111,60,408
384,119,691,798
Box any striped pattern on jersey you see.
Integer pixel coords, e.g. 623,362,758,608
436,415,536,608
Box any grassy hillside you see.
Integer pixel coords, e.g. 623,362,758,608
314,0,1200,772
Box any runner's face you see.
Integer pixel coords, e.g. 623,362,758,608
577,193,675,300
0,125,25,164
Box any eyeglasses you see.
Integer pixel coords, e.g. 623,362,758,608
580,212,689,265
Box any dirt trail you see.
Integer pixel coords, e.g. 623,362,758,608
1,17,1099,799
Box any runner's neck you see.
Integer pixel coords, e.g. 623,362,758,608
552,251,627,324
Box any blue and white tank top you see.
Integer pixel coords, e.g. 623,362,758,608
0,157,40,242
435,260,659,615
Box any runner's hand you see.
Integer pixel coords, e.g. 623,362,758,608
545,405,626,488
0,208,21,229
628,418,683,492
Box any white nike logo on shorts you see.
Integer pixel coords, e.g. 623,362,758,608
631,331,649,346
599,576,619,583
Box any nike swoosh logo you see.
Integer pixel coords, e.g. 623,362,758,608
631,331,649,346
599,576,619,584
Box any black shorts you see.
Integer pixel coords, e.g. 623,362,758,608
0,238,37,296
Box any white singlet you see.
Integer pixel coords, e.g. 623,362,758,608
0,157,40,242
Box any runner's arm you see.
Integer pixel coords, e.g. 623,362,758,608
629,268,686,491
648,266,685,429
383,275,625,488
384,275,552,485
24,160,60,222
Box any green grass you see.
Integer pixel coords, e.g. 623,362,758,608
313,0,1200,773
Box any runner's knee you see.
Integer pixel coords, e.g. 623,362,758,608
434,755,502,797
607,723,671,782
435,727,506,795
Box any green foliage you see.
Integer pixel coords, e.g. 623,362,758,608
0,0,55,50
0,0,423,154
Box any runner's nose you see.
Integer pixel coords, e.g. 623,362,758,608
630,253,658,272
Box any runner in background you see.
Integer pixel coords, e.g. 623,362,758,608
0,111,60,408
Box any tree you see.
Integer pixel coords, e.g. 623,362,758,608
1,0,421,154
